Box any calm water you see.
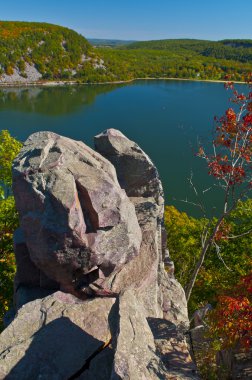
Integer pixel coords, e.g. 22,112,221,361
0,80,241,217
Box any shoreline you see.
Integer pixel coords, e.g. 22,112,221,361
0,77,246,88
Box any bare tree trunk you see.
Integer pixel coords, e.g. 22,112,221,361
185,215,226,302
185,242,209,302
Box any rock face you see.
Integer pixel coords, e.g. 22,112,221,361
0,63,42,84
0,129,197,379
94,128,188,324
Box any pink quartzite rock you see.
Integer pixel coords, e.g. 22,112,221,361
2,129,198,380
12,131,142,297
94,128,163,202
95,129,187,324
0,292,116,380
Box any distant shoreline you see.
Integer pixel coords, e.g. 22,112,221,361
0,77,246,88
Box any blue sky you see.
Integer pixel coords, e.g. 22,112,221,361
1,0,252,41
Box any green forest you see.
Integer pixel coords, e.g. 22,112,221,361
96,38,252,82
0,22,252,83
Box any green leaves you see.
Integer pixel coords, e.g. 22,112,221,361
164,205,204,287
0,21,93,81
0,131,21,331
97,44,252,82
164,203,252,313
0,130,22,195
0,196,18,328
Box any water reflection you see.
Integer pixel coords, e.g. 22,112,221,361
0,80,236,216
0,84,124,115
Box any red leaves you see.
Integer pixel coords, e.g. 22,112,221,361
196,81,252,353
208,159,245,184
236,94,247,101
243,113,252,127
241,272,252,294
217,296,252,348
226,108,236,122
241,149,252,163
208,160,229,178
210,272,252,349
247,102,252,112
224,80,234,90
214,220,231,241
199,83,252,189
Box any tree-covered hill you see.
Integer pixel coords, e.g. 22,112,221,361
0,21,107,82
88,38,136,47
95,38,252,82
124,38,252,63
124,38,213,52
0,21,252,83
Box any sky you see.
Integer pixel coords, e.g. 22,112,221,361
1,0,252,41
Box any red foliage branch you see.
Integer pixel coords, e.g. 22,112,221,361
185,77,252,301
198,78,252,191
210,272,252,349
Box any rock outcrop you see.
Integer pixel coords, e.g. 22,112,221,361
12,131,142,299
0,130,197,379
94,128,163,201
0,63,42,84
0,292,116,380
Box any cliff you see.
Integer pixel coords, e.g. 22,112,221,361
0,129,198,379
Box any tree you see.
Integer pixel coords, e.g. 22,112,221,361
0,130,21,330
164,201,252,313
0,130,22,198
185,78,252,301
164,205,205,289
0,196,19,328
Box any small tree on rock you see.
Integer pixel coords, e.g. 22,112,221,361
185,78,252,302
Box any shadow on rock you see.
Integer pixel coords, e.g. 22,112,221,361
147,317,179,339
5,317,104,380
147,317,198,379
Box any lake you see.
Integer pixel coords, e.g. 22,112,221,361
0,80,240,217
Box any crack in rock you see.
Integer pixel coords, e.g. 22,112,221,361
68,337,112,380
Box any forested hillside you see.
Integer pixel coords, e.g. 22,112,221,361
124,38,252,63
95,38,252,82
0,21,107,82
0,22,252,83
87,38,135,47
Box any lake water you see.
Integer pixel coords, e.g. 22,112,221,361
0,80,240,217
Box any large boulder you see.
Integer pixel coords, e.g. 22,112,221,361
12,131,142,297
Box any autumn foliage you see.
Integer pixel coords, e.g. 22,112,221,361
198,79,252,192
184,78,252,302
165,202,252,314
209,272,252,350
